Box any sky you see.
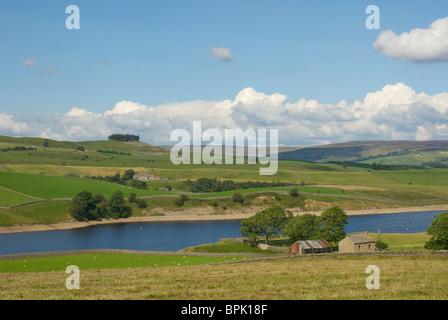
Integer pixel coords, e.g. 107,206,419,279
1,0,448,146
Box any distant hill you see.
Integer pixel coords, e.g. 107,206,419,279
277,140,448,165
0,135,167,155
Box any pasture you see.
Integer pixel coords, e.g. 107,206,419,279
0,253,447,299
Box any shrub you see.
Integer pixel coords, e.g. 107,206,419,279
289,188,299,197
174,194,189,207
136,198,147,208
128,192,137,203
232,193,244,203
375,240,388,251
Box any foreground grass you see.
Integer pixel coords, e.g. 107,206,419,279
0,254,447,299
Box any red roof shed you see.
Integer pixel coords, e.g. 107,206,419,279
289,239,332,256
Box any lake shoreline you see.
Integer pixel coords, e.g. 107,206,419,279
1,204,447,234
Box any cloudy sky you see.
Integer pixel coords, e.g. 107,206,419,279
1,0,448,146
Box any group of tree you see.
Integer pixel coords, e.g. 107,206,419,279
2,146,37,152
189,178,296,193
422,161,448,168
108,134,140,142
240,205,348,246
70,190,132,221
86,169,148,189
240,205,448,251
96,149,131,156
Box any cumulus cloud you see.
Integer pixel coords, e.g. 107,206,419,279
21,59,36,67
210,46,232,62
1,83,448,146
373,17,448,62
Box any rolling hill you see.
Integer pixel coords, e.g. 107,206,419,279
277,140,448,166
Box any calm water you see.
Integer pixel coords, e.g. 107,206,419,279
0,210,444,255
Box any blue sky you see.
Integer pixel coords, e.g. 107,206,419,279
1,0,448,145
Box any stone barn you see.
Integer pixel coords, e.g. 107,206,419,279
338,234,376,253
289,239,332,256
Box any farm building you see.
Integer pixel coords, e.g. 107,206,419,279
338,234,375,253
134,173,165,181
289,239,332,256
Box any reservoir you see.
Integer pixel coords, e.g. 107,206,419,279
0,210,444,255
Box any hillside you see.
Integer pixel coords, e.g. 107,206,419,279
1,135,448,229
0,135,168,155
277,140,448,166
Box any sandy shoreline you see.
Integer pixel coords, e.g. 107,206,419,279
1,204,447,234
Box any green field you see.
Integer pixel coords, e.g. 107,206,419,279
0,187,38,207
0,253,447,299
0,253,250,273
0,171,168,200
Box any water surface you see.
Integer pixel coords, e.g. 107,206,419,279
0,210,444,255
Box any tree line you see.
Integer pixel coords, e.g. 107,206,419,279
108,134,140,142
2,146,37,152
86,169,148,189
188,177,296,193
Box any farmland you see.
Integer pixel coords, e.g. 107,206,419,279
0,252,447,300
1,135,448,228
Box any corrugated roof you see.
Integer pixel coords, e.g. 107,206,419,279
298,239,331,249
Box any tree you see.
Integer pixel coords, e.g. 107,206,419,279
283,213,320,242
70,191,99,221
111,172,121,183
240,215,260,246
122,169,135,181
289,188,299,197
43,139,50,147
136,198,147,208
240,205,290,244
318,206,348,244
174,194,189,207
108,191,132,219
425,212,448,250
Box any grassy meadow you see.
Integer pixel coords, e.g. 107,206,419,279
0,253,447,299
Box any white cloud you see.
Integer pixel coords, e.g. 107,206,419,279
39,64,59,76
1,83,448,146
21,59,36,67
373,17,448,62
210,46,232,62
